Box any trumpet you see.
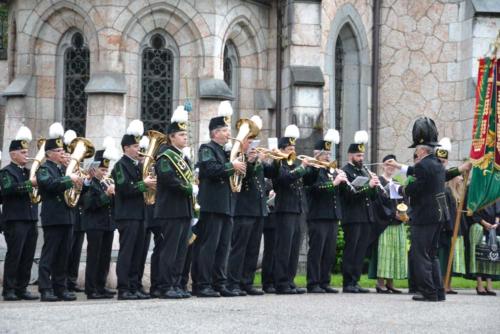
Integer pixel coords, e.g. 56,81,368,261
255,147,296,166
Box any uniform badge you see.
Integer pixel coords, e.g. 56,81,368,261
21,140,29,149
178,122,187,130
55,138,63,148
223,116,231,126
289,137,296,145
102,159,110,168
358,144,365,153
325,141,332,151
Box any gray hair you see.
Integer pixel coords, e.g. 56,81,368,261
415,145,433,154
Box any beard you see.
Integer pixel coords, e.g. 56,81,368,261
353,160,363,169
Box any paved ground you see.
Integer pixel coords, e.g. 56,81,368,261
0,289,499,334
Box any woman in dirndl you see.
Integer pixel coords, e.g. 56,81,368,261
467,200,500,296
369,155,408,293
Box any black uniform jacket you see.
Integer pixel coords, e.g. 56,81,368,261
197,141,235,216
111,155,147,221
234,161,275,218
154,145,194,220
272,160,307,214
401,154,448,225
303,167,342,221
340,163,377,224
82,177,115,231
0,162,38,222
36,160,73,226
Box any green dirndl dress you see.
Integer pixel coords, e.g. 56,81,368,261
468,223,500,279
376,224,408,279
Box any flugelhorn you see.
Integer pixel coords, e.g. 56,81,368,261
64,138,95,207
27,138,46,204
255,147,296,166
297,155,337,169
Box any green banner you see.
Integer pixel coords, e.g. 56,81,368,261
467,58,500,213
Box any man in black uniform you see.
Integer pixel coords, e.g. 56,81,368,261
36,122,81,302
340,130,380,293
227,116,273,296
112,120,156,300
1,126,39,301
155,106,194,299
303,129,347,293
82,141,117,299
62,130,85,293
192,101,246,297
272,124,309,295
397,117,449,302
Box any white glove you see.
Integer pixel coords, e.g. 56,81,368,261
192,184,199,196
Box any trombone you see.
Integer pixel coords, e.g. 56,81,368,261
255,147,296,166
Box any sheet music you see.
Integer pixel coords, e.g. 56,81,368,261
351,176,369,188
389,182,403,199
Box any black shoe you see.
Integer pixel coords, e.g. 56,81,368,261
412,293,438,302
56,291,77,301
376,286,391,294
343,285,359,293
68,286,85,293
217,287,239,297
87,292,107,300
276,287,297,295
100,288,117,296
176,287,191,299
485,289,497,296
295,287,307,294
263,286,276,294
150,289,162,299
386,285,402,294
321,286,339,294
244,287,264,296
3,290,20,301
307,286,326,293
117,291,138,300
16,291,40,300
161,288,183,299
135,290,151,299
355,285,370,293
476,287,488,296
41,290,60,302
197,288,220,298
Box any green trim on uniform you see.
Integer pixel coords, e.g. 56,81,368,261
181,183,193,196
447,167,460,179
23,180,33,192
224,162,235,176
61,176,73,190
99,193,111,206
0,171,13,190
318,181,335,192
291,165,306,177
136,180,147,193
114,164,126,185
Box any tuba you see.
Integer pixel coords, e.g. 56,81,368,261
140,130,167,205
28,138,46,204
64,138,95,207
229,118,261,192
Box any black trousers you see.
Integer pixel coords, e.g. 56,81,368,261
410,224,444,299
158,218,190,290
192,212,233,291
138,226,163,292
241,217,264,289
227,216,264,290
85,230,114,294
116,219,146,293
262,215,276,289
273,212,302,291
38,225,73,293
2,221,38,294
180,243,193,290
307,220,339,289
67,230,85,288
342,223,372,287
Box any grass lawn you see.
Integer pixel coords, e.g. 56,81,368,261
252,273,500,289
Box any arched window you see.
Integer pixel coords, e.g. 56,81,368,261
223,40,239,126
63,32,89,136
141,33,174,132
334,24,360,161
